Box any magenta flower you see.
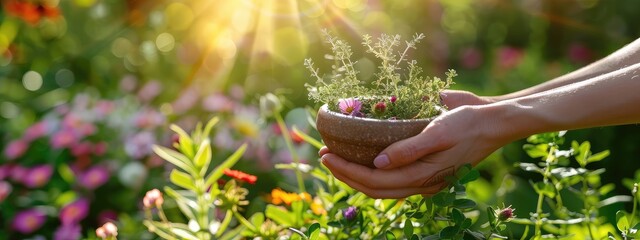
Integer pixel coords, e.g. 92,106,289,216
342,206,357,221
0,181,12,202
24,121,51,141
497,206,516,221
12,208,46,234
389,95,397,103
71,142,93,157
93,141,108,156
60,198,90,225
459,47,483,70
23,165,54,188
0,165,9,180
79,166,110,189
338,98,362,116
51,129,78,149
496,46,523,69
373,102,386,115
4,139,28,160
54,224,81,240
10,165,29,183
97,210,118,226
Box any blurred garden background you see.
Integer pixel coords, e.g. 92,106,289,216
2,0,640,239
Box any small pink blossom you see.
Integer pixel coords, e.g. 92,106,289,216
460,47,483,69
229,84,245,100
568,43,593,65
12,208,46,234
389,95,397,103
373,102,386,115
119,74,137,92
79,166,110,189
71,142,93,157
97,210,118,226
54,224,81,240
137,80,162,102
94,100,116,118
124,131,155,159
10,165,29,183
51,130,78,149
0,181,12,202
4,139,28,160
338,98,362,116
496,46,523,69
23,165,54,188
133,109,165,129
0,165,9,180
60,198,90,225
24,121,51,141
143,189,164,208
172,88,200,114
96,222,118,239
202,93,234,112
93,141,108,156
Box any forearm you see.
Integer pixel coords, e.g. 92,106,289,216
485,62,640,142
492,38,640,101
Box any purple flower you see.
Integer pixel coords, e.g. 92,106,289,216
24,121,52,141
342,206,357,221
10,165,29,183
23,165,54,188
79,166,110,189
54,224,81,240
0,181,12,202
12,208,47,234
60,198,90,225
338,98,362,116
4,139,28,160
497,206,515,221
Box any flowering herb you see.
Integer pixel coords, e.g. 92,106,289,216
305,31,455,120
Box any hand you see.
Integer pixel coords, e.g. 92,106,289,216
440,90,495,109
320,105,511,199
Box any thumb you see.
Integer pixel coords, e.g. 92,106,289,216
440,90,485,109
373,131,447,169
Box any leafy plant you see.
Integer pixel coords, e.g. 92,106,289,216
305,31,455,120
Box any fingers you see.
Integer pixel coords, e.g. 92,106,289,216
318,146,330,156
321,153,446,198
374,129,449,169
440,90,488,109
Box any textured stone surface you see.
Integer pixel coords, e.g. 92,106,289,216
316,104,432,168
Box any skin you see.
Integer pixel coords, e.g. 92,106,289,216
319,38,640,199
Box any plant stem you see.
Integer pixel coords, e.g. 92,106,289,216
581,179,596,240
158,205,177,239
216,210,233,237
275,112,306,193
233,210,258,233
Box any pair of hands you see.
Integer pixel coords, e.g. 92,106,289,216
319,90,507,199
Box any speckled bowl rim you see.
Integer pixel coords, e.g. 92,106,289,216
319,104,441,123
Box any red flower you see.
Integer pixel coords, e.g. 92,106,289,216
4,0,61,25
223,169,257,184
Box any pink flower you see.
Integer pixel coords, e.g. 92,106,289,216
71,142,93,157
60,198,90,225
119,74,137,92
97,210,118,226
460,47,483,69
568,43,593,65
12,208,46,234
54,224,81,240
0,165,9,180
133,109,165,129
10,165,29,183
23,165,53,188
143,189,164,208
0,181,12,202
124,131,155,159
137,80,162,102
496,46,523,69
93,141,108,156
79,166,110,189
94,100,115,118
373,102,386,115
389,95,397,103
24,121,51,141
96,222,118,239
4,139,28,160
202,93,234,112
51,130,78,149
338,98,362,116
172,88,200,114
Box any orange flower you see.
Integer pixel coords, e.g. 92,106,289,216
223,169,257,184
270,189,312,206
4,0,61,25
310,197,326,215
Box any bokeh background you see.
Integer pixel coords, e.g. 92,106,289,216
1,0,640,238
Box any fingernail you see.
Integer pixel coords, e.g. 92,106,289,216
373,154,389,168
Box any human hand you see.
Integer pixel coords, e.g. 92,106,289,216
440,90,495,109
320,105,511,199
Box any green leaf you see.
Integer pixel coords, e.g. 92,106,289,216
307,223,320,239
617,210,629,231
385,230,396,240
411,234,420,240
587,150,610,163
461,218,472,229
523,144,548,159
202,117,220,138
458,168,479,185
57,164,75,183
205,144,247,188
55,191,77,207
403,219,414,238
533,182,556,198
194,139,212,175
292,126,324,149
170,169,196,191
164,187,197,220
172,228,199,240
599,183,616,196
432,192,455,207
266,205,294,226
487,207,496,228
439,226,459,239
171,124,195,158
250,212,265,227
453,199,476,209
153,145,196,174
451,208,465,225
